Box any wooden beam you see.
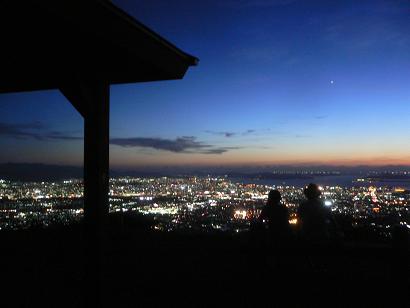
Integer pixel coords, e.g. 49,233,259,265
59,84,87,118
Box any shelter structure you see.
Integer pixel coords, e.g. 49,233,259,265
0,0,197,305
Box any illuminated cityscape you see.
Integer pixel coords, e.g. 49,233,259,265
1,175,409,238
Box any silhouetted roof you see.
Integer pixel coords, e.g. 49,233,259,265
0,0,198,93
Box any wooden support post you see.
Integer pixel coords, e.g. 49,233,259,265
83,80,109,307
60,78,110,307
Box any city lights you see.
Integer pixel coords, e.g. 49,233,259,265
0,176,408,235
289,218,298,225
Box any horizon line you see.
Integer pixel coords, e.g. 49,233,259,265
2,161,410,170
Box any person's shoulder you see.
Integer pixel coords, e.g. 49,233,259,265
260,205,268,214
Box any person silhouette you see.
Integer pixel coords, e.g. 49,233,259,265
297,183,334,244
297,183,343,275
259,189,291,251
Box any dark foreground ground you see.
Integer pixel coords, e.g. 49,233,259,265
1,216,409,308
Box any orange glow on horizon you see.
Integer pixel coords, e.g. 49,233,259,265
110,144,410,168
110,156,410,168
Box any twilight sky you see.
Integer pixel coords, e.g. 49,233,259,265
1,0,409,169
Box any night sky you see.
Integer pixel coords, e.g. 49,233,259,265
1,0,409,170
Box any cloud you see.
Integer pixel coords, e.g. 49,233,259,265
242,128,279,136
205,130,237,138
0,122,81,141
45,131,83,141
1,122,242,155
0,122,43,140
110,136,239,155
242,129,256,135
110,136,206,153
199,147,242,154
315,115,327,120
205,128,270,138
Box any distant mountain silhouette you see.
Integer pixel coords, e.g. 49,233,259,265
2,162,410,182
0,163,168,182
115,164,410,176
0,163,83,181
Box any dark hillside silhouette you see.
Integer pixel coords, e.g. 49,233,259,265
0,163,83,181
1,216,408,307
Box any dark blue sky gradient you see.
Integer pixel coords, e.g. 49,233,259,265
1,0,409,168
